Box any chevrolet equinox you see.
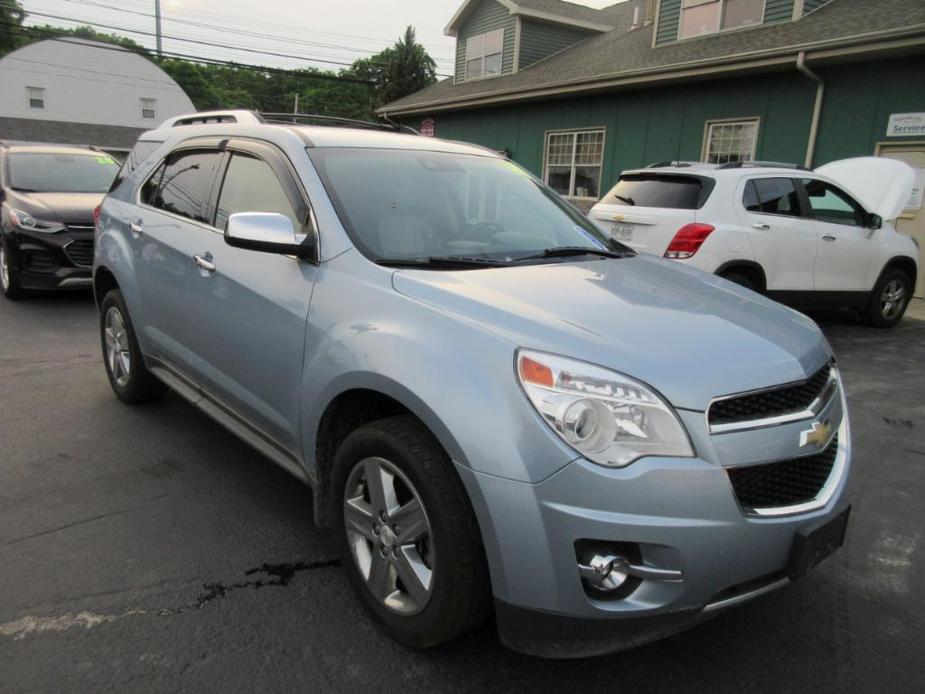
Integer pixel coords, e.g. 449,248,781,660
94,115,851,657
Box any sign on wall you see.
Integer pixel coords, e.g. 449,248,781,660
420,118,436,137
905,167,925,212
887,113,925,138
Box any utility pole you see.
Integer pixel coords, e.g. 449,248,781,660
293,93,299,123
154,0,163,58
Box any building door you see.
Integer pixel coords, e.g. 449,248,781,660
877,144,925,298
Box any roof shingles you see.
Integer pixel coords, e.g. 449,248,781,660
383,0,925,114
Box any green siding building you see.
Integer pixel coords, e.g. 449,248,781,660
382,0,925,209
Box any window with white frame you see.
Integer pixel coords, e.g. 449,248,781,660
703,119,758,164
27,86,45,110
465,28,504,80
680,0,764,39
140,98,157,120
544,129,606,199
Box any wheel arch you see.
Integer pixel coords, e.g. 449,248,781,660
715,259,767,292
93,265,119,310
308,375,469,529
881,255,918,288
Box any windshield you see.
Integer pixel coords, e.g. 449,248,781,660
308,148,626,264
8,153,120,193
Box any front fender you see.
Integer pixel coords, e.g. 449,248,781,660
299,252,577,485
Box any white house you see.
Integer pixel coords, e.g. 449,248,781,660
0,38,195,157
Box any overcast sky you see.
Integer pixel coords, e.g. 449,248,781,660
20,0,624,77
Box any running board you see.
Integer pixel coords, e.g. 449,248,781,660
148,363,312,486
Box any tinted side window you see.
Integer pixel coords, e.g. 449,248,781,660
744,178,801,217
140,161,164,206
110,140,162,193
152,150,222,224
214,153,302,231
802,179,866,226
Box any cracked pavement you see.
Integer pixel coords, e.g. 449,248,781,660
1,292,923,693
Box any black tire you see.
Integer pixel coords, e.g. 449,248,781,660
720,271,757,292
862,268,912,329
0,239,25,300
99,289,166,403
332,415,491,648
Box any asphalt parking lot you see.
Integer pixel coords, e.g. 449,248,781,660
1,292,923,694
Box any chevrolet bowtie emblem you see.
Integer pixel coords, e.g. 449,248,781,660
611,214,625,222
800,420,832,448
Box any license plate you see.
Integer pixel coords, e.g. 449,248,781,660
611,222,633,241
788,505,851,580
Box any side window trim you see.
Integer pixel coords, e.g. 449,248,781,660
136,141,226,233
741,176,806,219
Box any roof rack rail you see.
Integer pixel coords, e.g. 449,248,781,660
260,112,419,135
648,161,693,168
717,161,811,171
160,110,266,128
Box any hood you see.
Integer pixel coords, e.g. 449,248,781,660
816,156,915,221
4,190,105,224
392,255,830,411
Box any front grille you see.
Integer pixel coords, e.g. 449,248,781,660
709,363,832,426
24,251,58,273
64,240,94,267
728,435,838,511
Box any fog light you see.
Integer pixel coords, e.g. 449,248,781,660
578,554,630,592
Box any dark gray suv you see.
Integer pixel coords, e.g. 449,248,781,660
0,142,119,299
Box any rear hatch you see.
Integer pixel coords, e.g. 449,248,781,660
589,172,715,255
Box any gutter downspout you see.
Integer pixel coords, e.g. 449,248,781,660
796,51,824,168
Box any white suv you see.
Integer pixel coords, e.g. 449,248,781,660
589,157,919,328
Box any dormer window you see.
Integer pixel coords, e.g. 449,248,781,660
465,28,504,80
680,0,764,39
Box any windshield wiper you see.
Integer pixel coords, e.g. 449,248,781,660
11,187,38,193
515,246,631,262
613,194,635,205
375,255,511,269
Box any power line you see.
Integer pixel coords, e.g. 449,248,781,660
23,9,377,69
70,0,457,54
23,8,455,77
52,0,455,64
6,27,377,85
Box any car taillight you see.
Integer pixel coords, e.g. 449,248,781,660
664,223,715,259
93,204,101,232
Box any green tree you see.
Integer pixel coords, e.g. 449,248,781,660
0,0,25,54
352,26,437,109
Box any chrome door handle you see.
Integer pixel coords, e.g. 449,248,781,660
752,223,770,231
822,235,836,242
129,221,143,234
193,253,216,273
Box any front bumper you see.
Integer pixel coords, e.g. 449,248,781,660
459,388,851,657
2,226,94,291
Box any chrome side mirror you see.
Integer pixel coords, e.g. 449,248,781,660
225,212,314,259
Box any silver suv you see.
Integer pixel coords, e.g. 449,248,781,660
94,115,851,657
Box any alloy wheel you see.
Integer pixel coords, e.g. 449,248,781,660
104,306,132,387
0,247,9,291
880,279,906,320
343,456,435,615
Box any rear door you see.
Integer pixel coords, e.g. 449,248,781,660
132,146,224,370
738,176,817,291
180,140,317,453
798,177,874,291
589,173,713,254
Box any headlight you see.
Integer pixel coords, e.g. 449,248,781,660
6,207,65,233
517,350,694,467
